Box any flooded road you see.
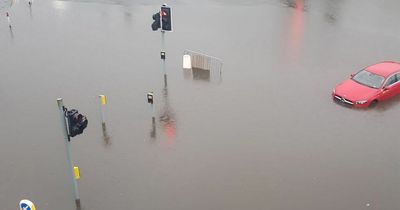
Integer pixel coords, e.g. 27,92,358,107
1,0,400,209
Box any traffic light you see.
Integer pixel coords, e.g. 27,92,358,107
66,109,88,138
151,12,161,31
160,6,172,31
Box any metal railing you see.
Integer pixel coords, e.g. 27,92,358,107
183,49,223,83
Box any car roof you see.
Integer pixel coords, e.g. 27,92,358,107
366,61,400,78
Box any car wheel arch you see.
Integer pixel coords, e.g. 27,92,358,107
369,99,378,108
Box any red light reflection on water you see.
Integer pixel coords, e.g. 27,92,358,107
286,0,305,63
164,122,176,146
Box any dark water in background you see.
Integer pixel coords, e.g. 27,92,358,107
1,0,400,209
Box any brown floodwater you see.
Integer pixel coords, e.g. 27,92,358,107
1,0,400,209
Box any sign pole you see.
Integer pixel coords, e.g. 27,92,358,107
57,98,81,210
147,93,156,138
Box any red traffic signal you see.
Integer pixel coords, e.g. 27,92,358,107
160,6,172,31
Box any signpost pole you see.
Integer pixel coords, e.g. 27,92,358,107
57,98,81,210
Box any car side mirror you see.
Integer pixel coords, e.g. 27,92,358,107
350,73,355,78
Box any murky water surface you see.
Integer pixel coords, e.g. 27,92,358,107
1,0,400,209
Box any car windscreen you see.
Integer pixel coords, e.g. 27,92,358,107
352,70,385,89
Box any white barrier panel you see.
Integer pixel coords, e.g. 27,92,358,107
183,54,192,69
183,50,223,83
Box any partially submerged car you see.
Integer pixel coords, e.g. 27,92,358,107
333,61,400,108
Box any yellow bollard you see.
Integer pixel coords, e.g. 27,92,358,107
98,95,107,125
74,166,80,180
99,95,107,105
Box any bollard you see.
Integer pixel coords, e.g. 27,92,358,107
73,166,80,180
98,95,106,126
147,92,156,139
147,92,155,121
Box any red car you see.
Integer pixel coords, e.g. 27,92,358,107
333,61,400,108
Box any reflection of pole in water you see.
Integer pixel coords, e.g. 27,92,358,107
6,12,11,28
164,73,168,87
150,117,156,139
160,75,176,144
323,0,344,24
163,75,168,96
9,25,14,39
286,0,304,63
102,123,111,145
29,2,33,19
99,95,110,145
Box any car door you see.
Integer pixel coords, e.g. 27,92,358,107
380,74,398,100
393,73,400,96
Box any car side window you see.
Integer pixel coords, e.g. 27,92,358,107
385,75,397,87
396,73,400,82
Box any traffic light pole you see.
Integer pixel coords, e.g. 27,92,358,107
57,98,81,210
161,30,166,76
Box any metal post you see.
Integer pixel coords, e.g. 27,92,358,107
147,92,155,120
57,98,81,210
148,93,156,139
161,30,166,76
